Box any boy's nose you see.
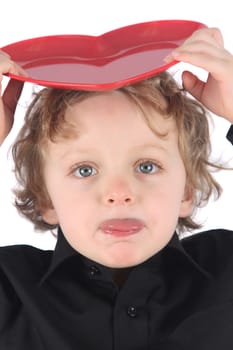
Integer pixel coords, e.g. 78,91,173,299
102,178,135,206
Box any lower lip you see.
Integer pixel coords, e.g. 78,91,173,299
103,229,142,237
100,219,144,237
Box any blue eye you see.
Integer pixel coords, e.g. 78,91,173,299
73,165,97,178
136,161,160,174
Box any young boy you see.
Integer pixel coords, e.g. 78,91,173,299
0,27,233,349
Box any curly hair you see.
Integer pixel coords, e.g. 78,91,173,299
12,71,223,233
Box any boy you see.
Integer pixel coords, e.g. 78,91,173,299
0,27,233,349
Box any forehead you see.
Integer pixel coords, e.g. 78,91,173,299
43,91,181,164
64,90,176,136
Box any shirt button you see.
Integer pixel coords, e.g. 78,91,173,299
88,265,100,276
127,306,137,318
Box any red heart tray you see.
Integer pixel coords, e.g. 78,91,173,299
1,20,206,90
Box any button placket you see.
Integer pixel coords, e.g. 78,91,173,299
88,265,100,277
127,305,137,318
113,301,147,349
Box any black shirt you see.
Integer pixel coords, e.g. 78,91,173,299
1,228,233,350
0,125,233,350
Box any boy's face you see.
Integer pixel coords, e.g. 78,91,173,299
42,91,193,268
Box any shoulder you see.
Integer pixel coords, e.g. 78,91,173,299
181,229,233,275
182,228,233,253
0,244,53,299
0,244,52,280
0,244,53,331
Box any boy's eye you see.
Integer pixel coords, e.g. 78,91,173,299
136,161,160,174
73,165,97,178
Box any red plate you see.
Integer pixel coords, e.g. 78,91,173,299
1,20,206,91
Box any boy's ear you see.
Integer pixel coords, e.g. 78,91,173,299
179,185,194,218
42,208,59,225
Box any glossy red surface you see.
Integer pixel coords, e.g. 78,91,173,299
1,20,206,90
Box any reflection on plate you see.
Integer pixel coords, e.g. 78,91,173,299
1,20,206,90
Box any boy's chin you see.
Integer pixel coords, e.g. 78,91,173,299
97,252,152,269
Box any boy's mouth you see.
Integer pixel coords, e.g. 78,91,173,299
99,218,145,237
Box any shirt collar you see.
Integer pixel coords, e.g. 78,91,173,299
39,227,211,285
39,227,78,285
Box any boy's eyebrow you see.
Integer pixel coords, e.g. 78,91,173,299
59,147,99,160
59,142,169,160
132,143,170,154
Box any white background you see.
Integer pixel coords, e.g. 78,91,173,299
0,0,232,249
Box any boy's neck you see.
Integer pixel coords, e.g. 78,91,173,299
110,267,133,288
